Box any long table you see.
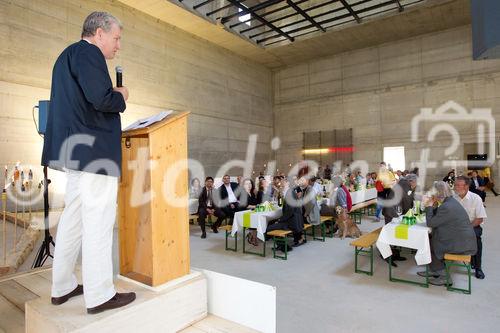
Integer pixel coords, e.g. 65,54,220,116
320,187,377,207
376,216,432,287
232,209,283,242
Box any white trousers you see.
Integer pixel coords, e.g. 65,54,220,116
51,170,117,308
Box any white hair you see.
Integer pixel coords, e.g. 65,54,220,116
81,12,122,38
433,181,453,201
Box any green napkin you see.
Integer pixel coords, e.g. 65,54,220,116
243,211,254,228
395,224,409,240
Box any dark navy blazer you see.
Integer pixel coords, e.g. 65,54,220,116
41,40,126,177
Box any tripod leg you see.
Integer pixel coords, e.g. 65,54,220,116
32,166,54,269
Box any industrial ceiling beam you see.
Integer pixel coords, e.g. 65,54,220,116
206,0,247,16
339,0,361,23
230,0,311,29
258,0,396,44
393,0,404,12
221,0,283,24
287,0,325,32
226,0,295,42
250,0,358,39
193,0,216,10
243,0,341,34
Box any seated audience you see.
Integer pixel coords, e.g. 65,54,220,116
442,170,455,188
189,177,202,199
340,180,353,213
316,166,324,179
198,177,226,239
469,170,486,202
383,173,418,263
310,176,323,196
366,173,375,186
420,181,477,286
218,174,240,221
256,176,267,203
270,175,283,202
454,176,487,279
241,178,262,246
266,186,305,248
323,164,332,180
239,178,260,210
300,177,320,226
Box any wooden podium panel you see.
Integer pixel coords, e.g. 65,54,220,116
118,112,190,286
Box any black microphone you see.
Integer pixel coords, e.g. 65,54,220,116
115,66,123,87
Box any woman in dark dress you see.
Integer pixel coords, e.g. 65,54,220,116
240,179,260,210
240,179,262,246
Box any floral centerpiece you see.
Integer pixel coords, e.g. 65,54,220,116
255,201,276,212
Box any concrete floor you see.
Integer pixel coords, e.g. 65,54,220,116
189,196,500,333
12,197,499,332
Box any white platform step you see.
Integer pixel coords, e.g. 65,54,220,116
180,314,260,333
25,271,207,333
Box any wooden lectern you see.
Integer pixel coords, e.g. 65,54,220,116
118,111,190,287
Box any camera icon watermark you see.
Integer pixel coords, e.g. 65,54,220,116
410,100,495,185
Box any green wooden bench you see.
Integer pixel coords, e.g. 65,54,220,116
267,229,292,260
220,225,237,252
350,227,382,276
444,253,472,295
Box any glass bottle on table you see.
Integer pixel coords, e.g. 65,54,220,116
277,192,283,207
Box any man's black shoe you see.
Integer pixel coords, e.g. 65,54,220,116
292,241,304,247
475,268,485,279
211,225,218,233
87,292,136,314
201,232,206,239
51,285,84,305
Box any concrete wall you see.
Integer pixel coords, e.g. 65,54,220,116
0,0,273,199
273,25,500,184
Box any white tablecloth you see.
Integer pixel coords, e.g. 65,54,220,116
189,199,199,214
320,187,377,206
376,217,431,265
350,188,377,205
232,208,283,241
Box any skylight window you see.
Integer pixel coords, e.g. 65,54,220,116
238,7,251,26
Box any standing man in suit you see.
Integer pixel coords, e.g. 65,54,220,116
197,177,226,238
218,175,240,222
42,12,135,314
469,170,486,202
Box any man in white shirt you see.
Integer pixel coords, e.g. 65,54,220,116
454,176,487,279
218,175,240,222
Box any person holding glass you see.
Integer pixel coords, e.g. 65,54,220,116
419,181,477,286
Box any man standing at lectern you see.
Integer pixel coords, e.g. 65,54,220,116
42,12,135,314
